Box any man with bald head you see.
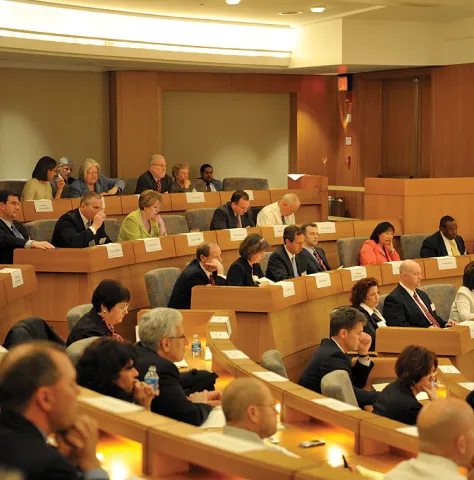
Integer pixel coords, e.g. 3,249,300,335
385,397,474,479
384,259,456,328
0,341,108,479
257,193,301,226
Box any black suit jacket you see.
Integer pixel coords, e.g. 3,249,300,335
168,259,226,309
51,209,111,248
210,202,255,230
0,219,30,264
420,231,467,258
384,284,446,328
373,380,422,425
226,257,264,286
355,306,380,351
134,343,212,426
66,308,109,346
136,171,174,194
0,411,81,479
298,338,377,407
299,246,330,273
266,245,317,282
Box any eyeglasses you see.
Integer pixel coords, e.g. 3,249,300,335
115,303,129,311
167,334,187,340
254,403,278,412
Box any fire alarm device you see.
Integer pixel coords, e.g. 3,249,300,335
338,74,352,92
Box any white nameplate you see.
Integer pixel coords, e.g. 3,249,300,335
188,432,266,454
101,197,106,209
174,358,189,369
141,237,162,252
344,266,367,281
0,268,24,288
459,382,474,391
185,192,205,203
458,321,474,339
227,228,247,242
277,281,295,297
372,383,389,392
436,256,457,270
388,261,402,275
312,398,360,411
209,331,230,340
397,426,419,437
33,199,53,212
204,346,212,360
315,222,336,234
253,371,287,382
81,396,144,413
182,232,204,247
438,365,460,374
243,190,254,201
287,174,305,181
273,225,286,237
99,243,123,259
223,350,249,359
210,316,232,336
312,272,331,288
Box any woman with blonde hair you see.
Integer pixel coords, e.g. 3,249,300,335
171,162,196,192
118,189,166,241
69,158,125,198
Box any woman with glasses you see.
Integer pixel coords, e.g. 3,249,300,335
373,345,438,425
67,279,130,346
22,156,65,201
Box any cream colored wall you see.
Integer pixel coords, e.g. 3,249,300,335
161,91,290,188
0,68,110,179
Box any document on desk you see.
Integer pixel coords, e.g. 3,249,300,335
387,261,402,275
188,432,266,453
200,406,226,429
252,371,288,382
435,256,457,270
312,398,360,411
141,237,162,252
397,426,419,437
182,232,204,247
343,266,367,281
209,331,230,340
81,396,144,413
458,321,474,339
0,268,24,288
210,316,232,336
99,243,124,259
438,365,461,374
276,281,295,297
223,350,249,359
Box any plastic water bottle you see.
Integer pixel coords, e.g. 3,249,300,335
144,365,159,395
192,334,202,357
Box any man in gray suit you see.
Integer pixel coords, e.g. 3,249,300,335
299,222,330,272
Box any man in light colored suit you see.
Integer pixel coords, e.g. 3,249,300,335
299,222,331,272
257,193,300,226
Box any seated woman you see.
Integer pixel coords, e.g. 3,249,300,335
350,277,386,351
360,221,401,265
450,261,474,322
117,189,167,242
373,345,438,425
67,279,130,346
226,234,270,286
171,162,196,193
76,337,155,410
22,156,65,201
69,158,125,198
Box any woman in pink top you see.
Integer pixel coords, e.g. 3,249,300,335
360,221,401,265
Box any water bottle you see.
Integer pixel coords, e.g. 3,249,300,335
144,365,159,395
192,334,202,357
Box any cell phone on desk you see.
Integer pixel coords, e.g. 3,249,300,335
299,439,326,448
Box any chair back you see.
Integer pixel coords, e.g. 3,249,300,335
321,370,358,407
223,178,269,191
122,177,138,195
260,252,272,274
400,234,431,260
0,179,27,195
261,350,288,379
145,267,182,307
336,237,366,267
67,303,93,332
67,336,101,365
185,208,216,232
104,218,121,242
378,294,388,316
419,284,457,322
3,317,64,349
24,219,57,242
162,215,190,235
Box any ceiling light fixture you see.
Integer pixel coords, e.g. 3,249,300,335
279,11,302,16
310,6,326,13
225,0,241,4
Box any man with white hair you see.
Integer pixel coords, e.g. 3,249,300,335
136,154,174,194
256,193,301,226
134,308,221,426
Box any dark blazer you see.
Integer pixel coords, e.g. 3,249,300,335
373,380,422,425
298,338,377,407
420,231,467,258
354,306,381,351
0,218,30,264
0,411,81,479
226,257,264,286
168,259,226,309
51,209,111,248
195,178,224,192
266,245,317,282
210,202,255,230
66,308,109,346
134,342,212,426
136,171,174,194
384,284,446,328
299,246,330,272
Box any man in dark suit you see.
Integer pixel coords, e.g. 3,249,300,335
0,341,108,479
299,222,331,272
135,308,220,426
266,225,318,282
210,190,255,230
136,154,174,194
51,191,112,248
168,241,227,309
298,306,378,407
420,215,467,258
197,164,223,192
0,188,55,263
384,260,456,328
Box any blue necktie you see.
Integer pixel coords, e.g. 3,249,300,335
291,256,299,277
11,223,24,239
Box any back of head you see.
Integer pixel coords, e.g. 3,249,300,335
395,345,437,387
329,306,367,337
281,193,299,206
138,307,182,351
222,378,266,423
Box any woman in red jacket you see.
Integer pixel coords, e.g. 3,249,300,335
360,221,401,265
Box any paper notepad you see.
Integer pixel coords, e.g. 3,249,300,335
174,359,189,369
204,346,212,360
81,396,144,413
0,268,24,288
312,398,360,411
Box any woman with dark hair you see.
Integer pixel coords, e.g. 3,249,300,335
67,279,130,346
226,234,270,286
450,261,474,322
76,337,155,409
373,345,438,425
360,221,401,265
22,156,65,201
350,277,386,351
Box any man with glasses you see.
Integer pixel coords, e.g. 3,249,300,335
54,157,76,185
135,308,221,426
136,154,174,194
51,191,111,248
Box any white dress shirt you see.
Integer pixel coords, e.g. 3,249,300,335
199,262,226,280
450,285,474,322
256,202,295,226
399,282,435,322
359,302,387,327
441,231,457,256
331,338,371,367
79,210,97,235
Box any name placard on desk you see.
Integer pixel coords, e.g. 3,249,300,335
182,232,204,247
387,261,402,275
33,199,53,213
227,228,248,242
315,221,336,234
344,266,367,281
223,350,249,359
243,190,254,201
277,281,295,297
435,256,457,270
99,243,124,259
309,272,331,289
141,237,162,252
185,192,205,203
210,316,232,336
273,225,286,237
209,331,230,340
0,268,24,288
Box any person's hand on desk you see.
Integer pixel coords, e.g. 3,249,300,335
446,319,458,327
31,240,55,250
133,380,156,410
357,332,372,357
207,390,222,407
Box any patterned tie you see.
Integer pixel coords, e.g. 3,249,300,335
11,223,24,239
281,215,286,225
156,179,162,193
413,291,440,328
450,239,460,256
236,215,242,228
206,182,211,192
209,274,216,286
313,249,327,271
103,320,124,342
291,256,299,278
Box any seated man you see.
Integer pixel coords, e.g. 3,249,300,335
256,193,300,226
168,241,226,309
0,188,55,263
421,215,467,258
51,191,111,248
136,154,174,194
135,307,221,426
210,190,255,230
299,222,331,272
0,341,108,479
197,163,223,192
298,306,378,407
384,260,456,328
266,225,315,282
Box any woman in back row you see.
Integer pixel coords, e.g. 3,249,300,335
360,221,400,265
22,156,65,201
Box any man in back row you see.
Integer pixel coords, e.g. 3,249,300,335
136,154,174,194
197,164,223,192
257,193,300,226
210,190,255,230
421,215,468,258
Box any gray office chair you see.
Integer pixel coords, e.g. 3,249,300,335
261,350,288,379
321,370,358,407
67,303,92,332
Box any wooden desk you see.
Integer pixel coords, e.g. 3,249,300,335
121,193,172,214
215,227,264,266
71,195,123,215
170,192,221,212
219,190,271,207
21,199,73,221
423,256,470,287
353,219,403,238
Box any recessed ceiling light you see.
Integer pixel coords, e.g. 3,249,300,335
225,0,241,4
279,11,303,16
310,6,326,13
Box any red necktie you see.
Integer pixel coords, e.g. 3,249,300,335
314,249,327,271
206,183,211,192
413,292,440,328
156,179,161,192
209,274,216,286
